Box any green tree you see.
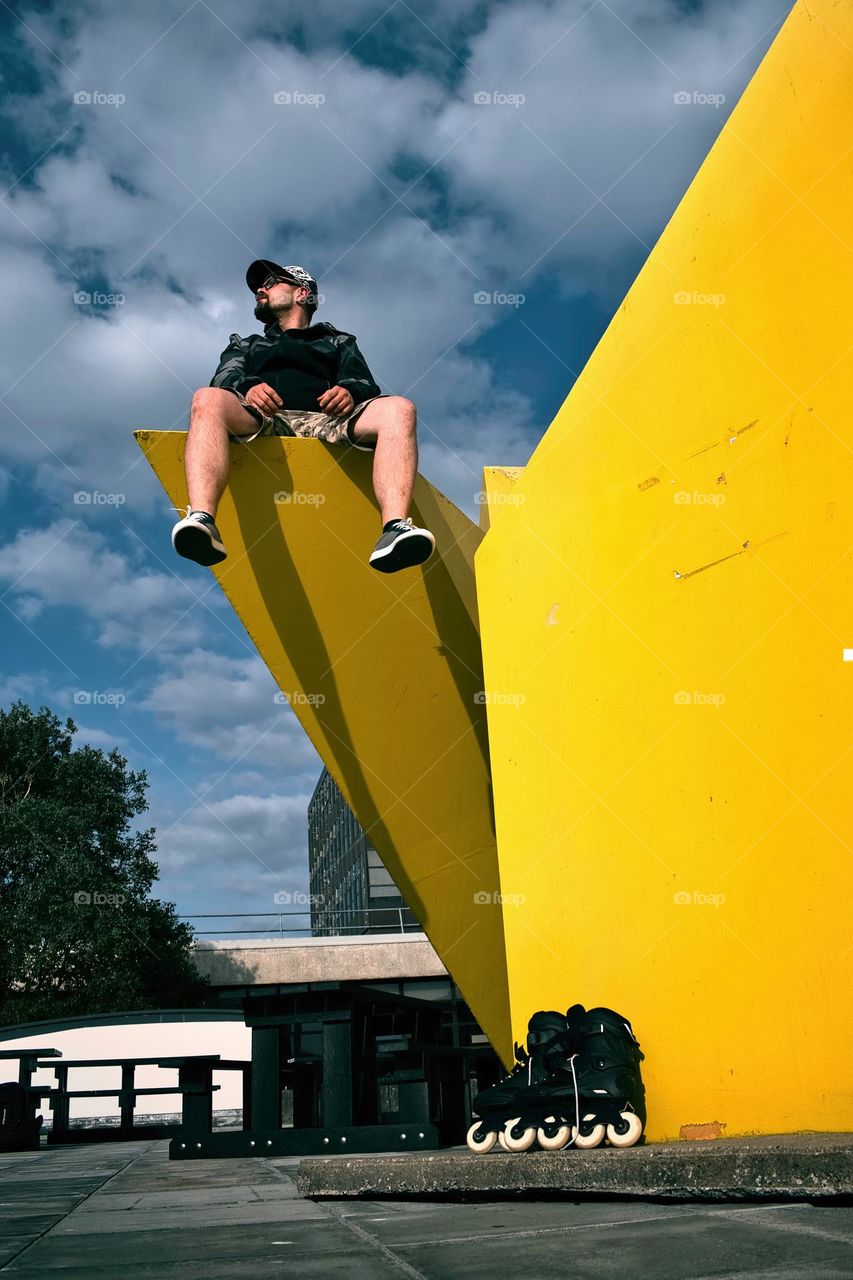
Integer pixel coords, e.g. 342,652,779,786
0,700,210,1024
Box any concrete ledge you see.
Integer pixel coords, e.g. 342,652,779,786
297,1133,853,1202
193,932,448,985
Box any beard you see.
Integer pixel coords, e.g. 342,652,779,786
254,299,280,324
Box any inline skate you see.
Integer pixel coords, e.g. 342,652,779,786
466,1009,574,1152
465,1003,646,1152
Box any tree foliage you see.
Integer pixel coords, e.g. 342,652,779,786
0,701,209,1024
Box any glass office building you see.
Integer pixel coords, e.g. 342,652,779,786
308,768,419,936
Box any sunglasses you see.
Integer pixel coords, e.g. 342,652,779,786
260,272,300,291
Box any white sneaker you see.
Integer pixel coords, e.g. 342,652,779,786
172,508,227,567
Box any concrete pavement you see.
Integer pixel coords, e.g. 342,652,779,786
0,1139,850,1278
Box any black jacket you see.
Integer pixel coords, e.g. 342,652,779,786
209,320,382,412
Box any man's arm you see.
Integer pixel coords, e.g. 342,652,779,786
335,334,382,405
209,333,262,397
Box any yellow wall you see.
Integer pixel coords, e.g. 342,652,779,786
475,0,853,1139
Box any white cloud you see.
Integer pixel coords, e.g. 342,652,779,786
142,646,323,775
0,518,226,657
432,0,789,298
69,721,130,750
0,0,787,517
152,790,314,906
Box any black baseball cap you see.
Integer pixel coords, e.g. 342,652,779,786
246,259,318,303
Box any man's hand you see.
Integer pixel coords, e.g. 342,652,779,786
318,385,355,416
245,382,283,415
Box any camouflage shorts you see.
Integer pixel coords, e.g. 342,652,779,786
228,389,387,453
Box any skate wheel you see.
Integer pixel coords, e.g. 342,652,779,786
537,1122,571,1150
606,1111,643,1148
572,1114,606,1148
499,1117,537,1152
466,1121,497,1153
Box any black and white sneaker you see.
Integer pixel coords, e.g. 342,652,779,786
369,517,435,573
172,508,227,567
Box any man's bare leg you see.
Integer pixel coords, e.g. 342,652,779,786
185,387,259,517
349,395,418,524
351,396,435,572
172,387,260,566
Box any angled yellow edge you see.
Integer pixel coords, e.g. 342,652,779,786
479,467,525,533
475,0,853,1139
135,431,511,1057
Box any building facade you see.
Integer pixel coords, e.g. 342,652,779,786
308,768,418,936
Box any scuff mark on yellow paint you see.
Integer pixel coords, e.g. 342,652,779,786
638,476,660,491
546,603,560,625
680,1121,727,1141
674,531,787,580
729,419,759,444
681,420,759,462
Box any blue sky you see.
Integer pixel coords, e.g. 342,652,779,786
0,0,791,926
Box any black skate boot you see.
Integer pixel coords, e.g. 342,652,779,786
466,1011,572,1153
563,1003,646,1149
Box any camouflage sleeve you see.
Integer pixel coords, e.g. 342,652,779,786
336,335,382,405
209,333,261,396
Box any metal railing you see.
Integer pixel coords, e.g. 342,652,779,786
182,907,421,940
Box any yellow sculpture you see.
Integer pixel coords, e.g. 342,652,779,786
138,0,853,1141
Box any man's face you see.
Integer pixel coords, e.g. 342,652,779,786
254,276,307,323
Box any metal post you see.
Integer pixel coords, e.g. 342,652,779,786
119,1063,135,1131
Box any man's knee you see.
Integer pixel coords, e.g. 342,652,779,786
191,386,228,414
190,386,248,431
380,396,417,430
